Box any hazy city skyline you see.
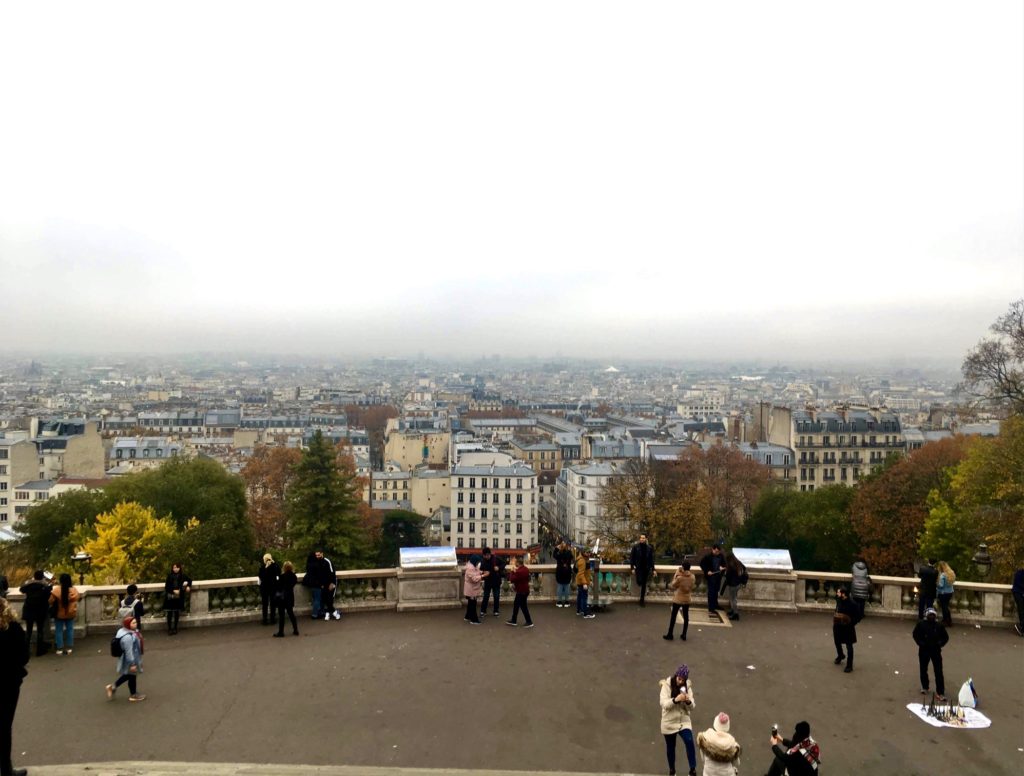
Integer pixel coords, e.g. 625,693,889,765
1,2,1021,362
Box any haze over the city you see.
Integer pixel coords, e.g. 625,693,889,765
1,1,1021,362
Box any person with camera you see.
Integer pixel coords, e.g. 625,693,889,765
630,534,655,607
575,549,596,619
479,547,506,617
463,555,487,624
505,554,534,628
659,664,697,776
765,721,819,776
19,570,52,657
832,586,861,673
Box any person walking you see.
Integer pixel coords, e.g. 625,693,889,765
1013,566,1024,637
832,586,861,673
575,550,596,619
463,555,486,625
119,584,145,631
723,553,748,621
936,561,956,627
659,664,697,776
553,541,573,608
630,534,655,607
273,561,299,637
913,607,949,700
505,555,534,628
258,553,281,626
696,712,741,776
0,597,29,776
163,563,192,635
664,561,695,641
479,547,506,617
105,614,145,703
49,573,79,656
850,558,872,616
917,558,938,619
19,570,51,658
699,546,724,614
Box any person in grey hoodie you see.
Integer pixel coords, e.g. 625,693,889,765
850,558,871,615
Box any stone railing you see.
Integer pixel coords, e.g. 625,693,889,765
3,564,1016,635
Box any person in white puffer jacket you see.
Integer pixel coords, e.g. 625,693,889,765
696,712,741,775
659,664,697,776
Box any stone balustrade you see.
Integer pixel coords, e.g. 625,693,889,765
3,564,1016,635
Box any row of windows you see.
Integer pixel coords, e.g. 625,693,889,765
115,448,177,459
456,507,534,520
456,521,531,534
797,434,898,447
456,492,530,504
456,477,529,489
457,538,524,549
800,467,860,481
375,481,409,490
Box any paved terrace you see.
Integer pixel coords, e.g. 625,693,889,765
17,605,1024,776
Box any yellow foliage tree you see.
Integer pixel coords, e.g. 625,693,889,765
74,502,179,585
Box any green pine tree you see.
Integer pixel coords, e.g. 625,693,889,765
285,430,367,566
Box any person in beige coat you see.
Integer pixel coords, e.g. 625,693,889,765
696,712,741,775
665,561,695,641
659,664,697,776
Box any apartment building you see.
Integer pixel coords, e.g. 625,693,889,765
791,409,902,490
369,470,411,509
554,461,627,546
509,439,561,472
0,437,35,526
450,463,538,551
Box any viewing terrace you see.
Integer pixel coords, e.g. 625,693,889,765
9,565,1023,776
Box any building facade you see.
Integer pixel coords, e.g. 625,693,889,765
449,463,538,551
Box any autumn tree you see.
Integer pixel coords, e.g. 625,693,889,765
920,417,1024,582
959,298,1024,415
74,502,178,585
285,430,368,566
673,445,770,537
242,445,302,550
849,436,970,575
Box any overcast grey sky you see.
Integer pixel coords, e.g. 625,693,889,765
1,1,1021,363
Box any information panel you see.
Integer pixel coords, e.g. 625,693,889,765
399,546,457,570
731,547,793,572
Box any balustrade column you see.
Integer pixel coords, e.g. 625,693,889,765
983,591,1005,619
881,583,903,611
191,588,210,616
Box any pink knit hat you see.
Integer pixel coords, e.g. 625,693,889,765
713,712,730,733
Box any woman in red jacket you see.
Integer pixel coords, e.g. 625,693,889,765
505,556,534,628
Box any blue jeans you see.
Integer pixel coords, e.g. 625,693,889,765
556,582,570,604
664,728,696,773
310,587,322,618
54,618,74,650
576,586,589,614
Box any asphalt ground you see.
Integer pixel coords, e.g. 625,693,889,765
13,604,1024,775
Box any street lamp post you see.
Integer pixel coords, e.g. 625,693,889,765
71,552,92,585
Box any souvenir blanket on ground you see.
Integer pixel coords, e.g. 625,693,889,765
906,703,991,729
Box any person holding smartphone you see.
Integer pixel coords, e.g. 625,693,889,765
766,721,819,776
659,664,697,776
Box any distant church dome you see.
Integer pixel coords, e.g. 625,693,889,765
604,366,620,373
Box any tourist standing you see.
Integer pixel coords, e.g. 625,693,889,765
258,553,281,626
575,550,596,619
273,561,299,637
832,586,861,673
463,555,486,624
1013,566,1024,637
630,534,655,607
553,541,573,608
765,721,819,776
106,615,145,702
119,585,145,631
936,561,956,627
696,712,741,776
19,570,51,657
913,607,949,700
917,558,938,619
659,664,697,776
320,552,340,621
664,561,695,641
0,597,29,776
479,547,506,617
850,558,872,615
723,553,748,621
163,563,191,635
303,551,323,619
699,546,724,614
505,555,534,628
49,573,79,656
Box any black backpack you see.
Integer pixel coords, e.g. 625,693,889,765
110,633,124,658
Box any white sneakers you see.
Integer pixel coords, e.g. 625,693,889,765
332,610,341,620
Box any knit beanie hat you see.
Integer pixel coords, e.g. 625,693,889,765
713,712,730,733
675,664,689,682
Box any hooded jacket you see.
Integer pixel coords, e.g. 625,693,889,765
671,569,695,605
463,563,484,598
913,618,949,651
19,579,52,621
575,555,592,587
696,728,741,776
850,561,871,600
659,677,696,734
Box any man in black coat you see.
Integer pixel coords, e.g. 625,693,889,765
832,586,862,672
19,570,52,657
917,558,938,619
629,534,655,607
913,607,950,699
1,597,30,776
699,545,725,613
479,547,506,617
